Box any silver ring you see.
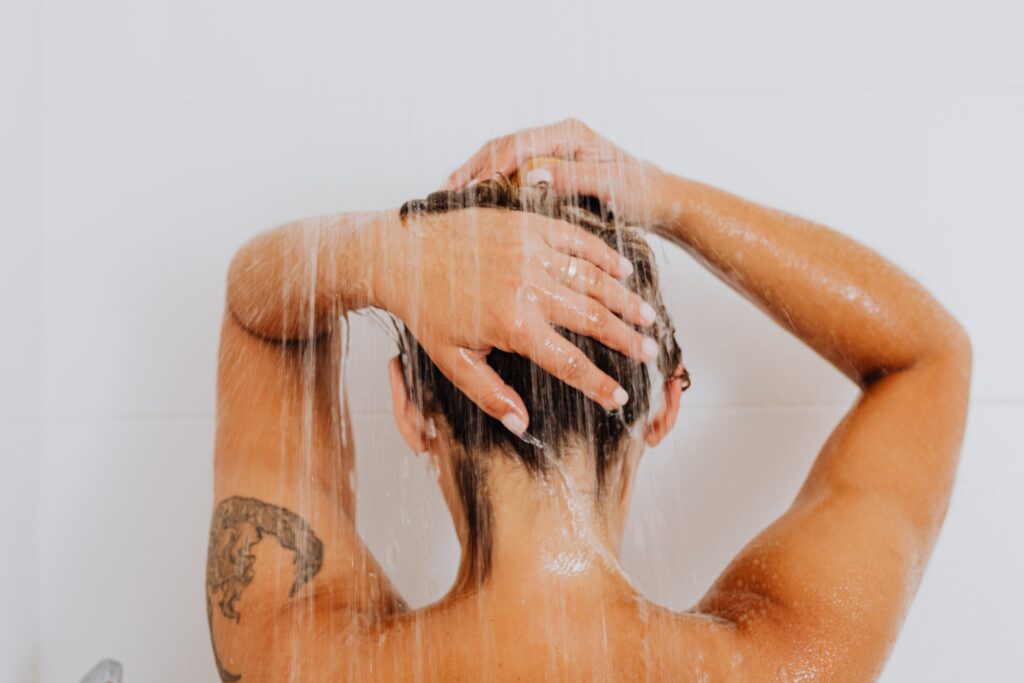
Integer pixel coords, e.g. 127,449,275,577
565,257,578,282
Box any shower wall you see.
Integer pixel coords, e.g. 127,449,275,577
3,1,1022,682
0,0,41,680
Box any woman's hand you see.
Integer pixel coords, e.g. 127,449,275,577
442,118,676,228
378,206,660,437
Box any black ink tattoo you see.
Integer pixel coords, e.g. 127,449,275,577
205,496,325,682
207,595,241,683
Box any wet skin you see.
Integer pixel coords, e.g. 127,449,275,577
209,121,971,681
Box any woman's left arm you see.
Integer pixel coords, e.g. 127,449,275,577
208,211,406,681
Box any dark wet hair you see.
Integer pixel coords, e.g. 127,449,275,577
396,175,685,581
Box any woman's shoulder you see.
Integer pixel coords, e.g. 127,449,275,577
343,591,758,682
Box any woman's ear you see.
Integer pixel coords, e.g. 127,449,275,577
388,356,435,453
644,363,685,447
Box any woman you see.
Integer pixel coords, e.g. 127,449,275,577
207,119,970,681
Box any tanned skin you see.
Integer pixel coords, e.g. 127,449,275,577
208,120,970,682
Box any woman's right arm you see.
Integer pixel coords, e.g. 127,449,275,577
449,120,971,679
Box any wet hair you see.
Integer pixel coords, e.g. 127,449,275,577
396,175,686,581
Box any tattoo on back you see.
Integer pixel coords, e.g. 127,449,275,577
205,496,325,682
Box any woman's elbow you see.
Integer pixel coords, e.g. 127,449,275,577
937,314,972,371
224,228,331,342
224,232,295,340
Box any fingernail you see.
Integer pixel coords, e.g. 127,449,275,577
526,168,553,187
501,413,527,436
639,302,657,325
642,337,659,360
619,257,634,278
613,387,629,406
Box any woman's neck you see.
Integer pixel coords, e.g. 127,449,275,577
448,449,636,600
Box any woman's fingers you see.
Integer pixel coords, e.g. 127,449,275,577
546,252,656,327
433,345,531,436
510,321,630,411
542,219,634,279
470,138,518,184
445,137,516,190
526,159,661,226
542,283,657,363
524,159,609,201
473,124,586,185
445,119,598,190
442,142,493,190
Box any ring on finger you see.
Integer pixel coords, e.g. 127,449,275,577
564,257,579,283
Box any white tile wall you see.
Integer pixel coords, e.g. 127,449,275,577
36,417,215,683
0,0,43,417
10,0,1023,681
43,0,1024,104
0,420,41,682
881,405,1024,681
1,0,42,680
